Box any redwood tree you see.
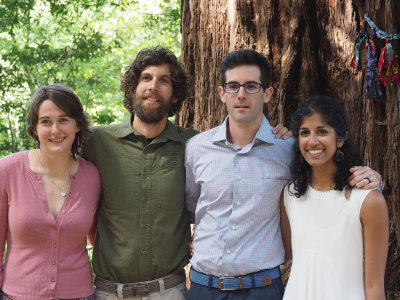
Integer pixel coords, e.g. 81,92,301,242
178,0,400,297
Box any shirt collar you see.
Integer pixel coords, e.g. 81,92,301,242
211,115,276,145
115,115,183,142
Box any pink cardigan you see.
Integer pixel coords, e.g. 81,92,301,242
0,151,101,299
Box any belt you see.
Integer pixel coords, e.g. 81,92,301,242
190,267,281,291
95,270,186,297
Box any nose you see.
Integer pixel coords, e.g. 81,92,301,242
237,86,246,98
51,123,61,134
148,78,159,90
308,133,319,146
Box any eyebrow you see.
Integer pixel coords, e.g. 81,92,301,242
226,80,259,84
299,125,327,130
140,72,171,79
38,114,69,120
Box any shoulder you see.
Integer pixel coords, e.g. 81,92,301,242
0,151,29,187
186,126,218,147
360,189,386,211
76,158,102,188
272,136,295,153
350,188,384,213
89,123,121,138
173,125,199,142
283,183,300,206
0,151,27,170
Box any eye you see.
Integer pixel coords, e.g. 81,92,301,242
318,129,328,134
160,78,170,84
299,129,309,136
59,117,70,123
226,83,239,90
141,75,152,81
244,82,258,89
40,119,50,125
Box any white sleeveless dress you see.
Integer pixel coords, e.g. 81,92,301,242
283,185,373,300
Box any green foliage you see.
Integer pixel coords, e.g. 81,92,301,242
0,0,181,157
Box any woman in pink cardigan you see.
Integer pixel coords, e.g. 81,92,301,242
0,84,101,300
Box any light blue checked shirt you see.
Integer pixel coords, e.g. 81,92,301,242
185,115,294,277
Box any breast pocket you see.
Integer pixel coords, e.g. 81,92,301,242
156,155,185,211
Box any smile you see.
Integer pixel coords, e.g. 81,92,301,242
49,137,66,142
308,149,324,154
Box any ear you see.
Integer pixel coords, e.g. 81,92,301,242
337,138,345,148
171,97,178,104
263,87,274,104
218,86,226,104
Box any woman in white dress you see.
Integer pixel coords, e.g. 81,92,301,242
280,96,388,300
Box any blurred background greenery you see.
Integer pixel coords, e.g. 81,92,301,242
0,0,181,157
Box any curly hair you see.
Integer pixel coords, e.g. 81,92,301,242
26,84,91,158
120,47,189,117
288,95,361,197
220,49,271,88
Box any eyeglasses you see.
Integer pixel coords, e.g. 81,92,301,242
223,82,264,94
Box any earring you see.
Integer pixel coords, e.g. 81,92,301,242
36,138,40,149
335,148,344,162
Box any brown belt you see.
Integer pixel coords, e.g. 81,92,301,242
94,270,186,297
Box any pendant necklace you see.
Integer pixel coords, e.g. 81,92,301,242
38,151,73,197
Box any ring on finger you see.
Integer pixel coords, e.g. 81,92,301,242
364,177,371,184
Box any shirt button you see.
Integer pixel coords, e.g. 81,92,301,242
143,172,147,178
231,225,236,230
143,224,149,230
226,249,230,254
237,176,241,180
52,260,56,265
236,201,241,205
225,273,229,276
143,250,147,255
54,243,57,248
143,197,148,203
171,160,177,165
51,278,56,282
62,209,66,214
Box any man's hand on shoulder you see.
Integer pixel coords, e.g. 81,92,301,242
348,166,383,190
273,124,292,140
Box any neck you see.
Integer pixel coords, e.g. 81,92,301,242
37,149,73,177
227,116,262,148
132,114,168,139
310,167,337,191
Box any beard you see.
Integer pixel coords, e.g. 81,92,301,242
132,94,172,124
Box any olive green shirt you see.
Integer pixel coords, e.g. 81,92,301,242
82,117,198,283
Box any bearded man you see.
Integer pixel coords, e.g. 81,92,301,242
82,47,198,300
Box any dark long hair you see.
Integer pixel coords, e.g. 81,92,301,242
288,95,361,197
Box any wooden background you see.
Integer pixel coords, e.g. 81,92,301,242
178,0,400,298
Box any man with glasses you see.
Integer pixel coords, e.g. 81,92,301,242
185,49,382,300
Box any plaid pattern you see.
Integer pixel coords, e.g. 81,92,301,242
0,290,96,300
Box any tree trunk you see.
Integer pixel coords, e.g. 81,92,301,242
179,0,400,297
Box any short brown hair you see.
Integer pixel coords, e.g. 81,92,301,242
120,47,189,117
26,84,90,158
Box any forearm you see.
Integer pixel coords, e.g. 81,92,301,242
365,284,385,300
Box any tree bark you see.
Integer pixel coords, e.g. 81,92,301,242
179,0,400,297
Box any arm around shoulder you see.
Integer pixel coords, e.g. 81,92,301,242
360,190,389,300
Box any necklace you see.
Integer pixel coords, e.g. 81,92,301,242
38,151,73,197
